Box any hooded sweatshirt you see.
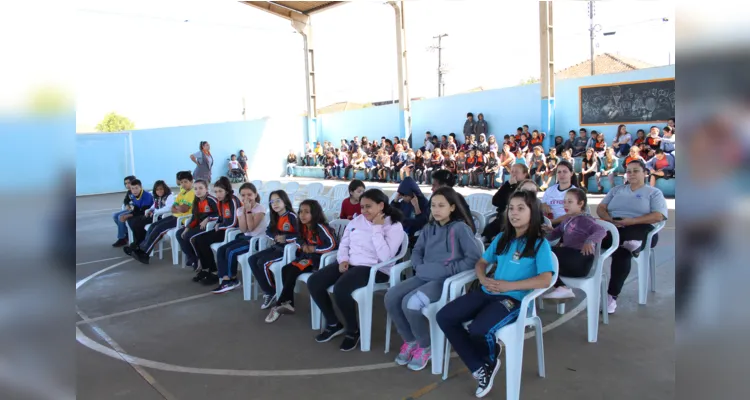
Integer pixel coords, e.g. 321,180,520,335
474,116,488,136
337,214,405,274
393,178,430,235
476,134,489,154
463,119,475,138
411,220,482,281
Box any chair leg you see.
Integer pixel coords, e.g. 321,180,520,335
504,338,525,400
384,315,392,353
442,339,452,381
537,297,545,310
158,240,163,259
601,275,609,325
556,303,565,315
429,317,445,375
636,256,649,305
585,287,600,343
533,317,546,377
357,297,373,352
311,297,321,330
649,249,657,293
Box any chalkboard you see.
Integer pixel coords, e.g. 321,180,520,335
579,78,675,125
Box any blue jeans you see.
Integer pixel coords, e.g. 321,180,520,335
113,210,130,240
286,163,296,176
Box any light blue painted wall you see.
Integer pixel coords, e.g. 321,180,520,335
555,65,676,144
411,84,541,148
317,103,401,146
76,117,305,195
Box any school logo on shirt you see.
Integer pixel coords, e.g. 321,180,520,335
203,205,211,212
283,222,291,231
224,209,231,218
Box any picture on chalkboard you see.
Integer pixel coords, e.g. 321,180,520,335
579,78,675,125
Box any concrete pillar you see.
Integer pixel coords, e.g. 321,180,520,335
539,1,555,150
388,1,412,146
292,15,318,145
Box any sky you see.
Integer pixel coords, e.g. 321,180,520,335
74,0,675,131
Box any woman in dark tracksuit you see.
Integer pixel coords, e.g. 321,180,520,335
265,199,338,323
175,180,218,268
192,177,240,286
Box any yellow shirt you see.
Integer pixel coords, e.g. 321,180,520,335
173,188,195,218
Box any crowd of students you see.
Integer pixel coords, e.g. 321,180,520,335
110,144,668,397
288,116,676,195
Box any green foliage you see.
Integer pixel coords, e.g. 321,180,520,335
96,112,135,132
519,76,540,85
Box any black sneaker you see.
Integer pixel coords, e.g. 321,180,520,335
315,323,345,343
260,294,277,310
192,270,209,282
131,249,150,265
123,246,134,256
211,279,238,294
185,259,197,269
339,332,360,352
201,274,219,285
112,238,128,247
474,357,501,398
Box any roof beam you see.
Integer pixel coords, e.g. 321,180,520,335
240,1,299,21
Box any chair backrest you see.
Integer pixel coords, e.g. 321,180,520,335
312,196,331,211
543,216,552,227
285,181,300,196
251,180,262,190
305,182,324,198
646,220,666,248
263,181,282,191
367,186,382,193
474,236,485,253
257,190,269,207
471,210,486,236
467,193,493,215
389,191,399,203
329,184,349,201
591,220,619,278
329,219,350,240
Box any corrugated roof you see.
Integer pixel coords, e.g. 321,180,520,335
555,53,654,80
240,1,344,19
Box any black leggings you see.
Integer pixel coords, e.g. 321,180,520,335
192,229,225,272
127,214,152,245
276,259,317,306
248,247,285,296
601,223,658,297
551,246,594,287
307,263,388,334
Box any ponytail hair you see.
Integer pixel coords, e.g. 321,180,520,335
213,176,234,203
360,189,404,224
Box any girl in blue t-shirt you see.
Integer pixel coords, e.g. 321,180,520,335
437,190,555,399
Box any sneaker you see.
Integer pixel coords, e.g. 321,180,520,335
211,279,240,294
407,346,431,371
201,274,220,285
395,341,417,366
112,238,128,247
265,302,295,323
621,240,642,253
474,358,501,398
131,249,150,265
192,270,209,282
260,294,277,310
339,332,360,352
315,323,345,343
123,246,134,256
542,286,576,300
607,295,617,314
185,259,197,269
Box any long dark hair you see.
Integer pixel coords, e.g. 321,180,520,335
213,176,234,203
360,189,404,223
495,190,545,258
298,199,331,241
199,141,209,151
151,180,172,200
555,160,579,188
268,190,295,235
430,187,475,233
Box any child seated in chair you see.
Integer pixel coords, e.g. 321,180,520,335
265,200,338,323
437,190,554,399
542,188,605,300
384,187,481,371
339,180,365,220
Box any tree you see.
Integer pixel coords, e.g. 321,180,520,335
96,112,135,132
519,76,540,85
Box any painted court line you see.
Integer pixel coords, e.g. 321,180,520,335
76,292,214,326
76,247,172,266
76,208,120,215
78,308,178,400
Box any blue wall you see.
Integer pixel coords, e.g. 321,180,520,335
317,103,401,146
411,84,541,148
555,65,676,144
76,117,305,195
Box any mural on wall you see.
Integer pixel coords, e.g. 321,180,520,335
579,78,675,125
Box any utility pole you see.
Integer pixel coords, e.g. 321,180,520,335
430,33,448,97
588,0,595,75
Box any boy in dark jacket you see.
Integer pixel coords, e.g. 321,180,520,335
391,178,430,243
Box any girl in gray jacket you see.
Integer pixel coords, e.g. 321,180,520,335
384,187,482,371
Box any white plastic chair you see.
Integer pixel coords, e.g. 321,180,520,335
471,210,486,238
367,186,382,193
210,227,241,261
263,181,282,192
634,220,666,305
558,220,619,342
167,215,192,266
384,237,485,375
442,254,560,400
301,182,324,200
312,196,331,212
284,181,300,198
250,180,262,190
328,219,350,239
329,184,349,202
467,193,494,216
268,243,302,301
239,235,272,301
142,212,170,259
389,192,399,203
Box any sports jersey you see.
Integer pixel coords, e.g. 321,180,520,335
290,223,338,271
172,188,195,218
481,234,555,300
541,184,576,219
265,211,299,244
216,195,241,229
187,195,218,228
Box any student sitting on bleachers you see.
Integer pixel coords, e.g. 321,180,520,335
211,182,267,294
192,177,240,285
483,150,500,189
470,150,485,187
340,180,365,220
647,149,675,187
248,190,299,309
660,126,675,154
553,135,565,155
265,200,338,323
413,150,426,184
385,187,481,371
573,128,588,157
426,150,443,185
286,150,297,177
529,146,547,187
543,188,606,300
127,171,195,263
580,148,599,193
624,146,645,182
127,179,172,248
596,148,620,193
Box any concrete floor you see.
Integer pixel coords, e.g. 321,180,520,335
76,180,675,400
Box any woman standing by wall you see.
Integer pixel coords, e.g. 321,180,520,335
190,141,214,183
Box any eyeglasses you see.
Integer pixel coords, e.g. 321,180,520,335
269,199,283,205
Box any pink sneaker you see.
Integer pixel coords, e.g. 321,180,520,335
407,345,431,371
607,295,617,314
395,341,417,366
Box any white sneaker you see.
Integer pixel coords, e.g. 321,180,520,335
607,295,617,314
543,286,576,300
